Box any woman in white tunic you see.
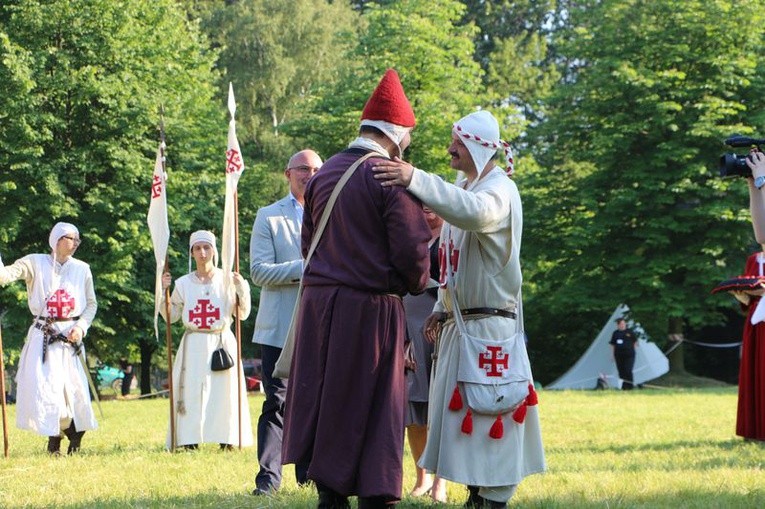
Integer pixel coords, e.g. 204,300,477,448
0,222,98,455
161,230,253,449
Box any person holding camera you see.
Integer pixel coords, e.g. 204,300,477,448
733,154,765,442
747,150,765,243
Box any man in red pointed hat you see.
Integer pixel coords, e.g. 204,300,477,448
281,69,431,508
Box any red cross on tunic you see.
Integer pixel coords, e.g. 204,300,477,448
151,174,163,199
479,345,509,377
188,299,220,329
439,239,460,288
47,289,75,318
226,148,243,174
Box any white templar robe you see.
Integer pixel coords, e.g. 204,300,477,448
161,268,253,447
407,165,546,491
0,254,98,437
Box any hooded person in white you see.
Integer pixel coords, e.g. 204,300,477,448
160,230,253,449
0,222,98,455
372,111,545,508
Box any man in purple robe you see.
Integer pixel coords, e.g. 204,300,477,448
282,69,431,509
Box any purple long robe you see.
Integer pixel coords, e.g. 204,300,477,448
282,148,431,500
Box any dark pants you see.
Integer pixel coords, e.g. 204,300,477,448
615,351,635,390
256,344,308,491
121,372,133,396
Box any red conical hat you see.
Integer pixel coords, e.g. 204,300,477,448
361,69,416,127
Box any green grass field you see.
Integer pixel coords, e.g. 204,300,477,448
0,387,762,508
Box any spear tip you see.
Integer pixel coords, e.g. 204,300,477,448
228,82,236,117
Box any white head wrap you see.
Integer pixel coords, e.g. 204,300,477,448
360,119,411,157
452,110,515,176
49,222,79,251
188,230,219,272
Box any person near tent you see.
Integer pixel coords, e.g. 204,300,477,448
281,69,431,509
160,230,253,450
403,206,447,503
609,318,638,390
0,222,98,455
373,110,545,508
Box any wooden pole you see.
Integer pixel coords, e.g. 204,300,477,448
234,189,242,450
159,112,176,452
0,317,10,458
163,263,176,452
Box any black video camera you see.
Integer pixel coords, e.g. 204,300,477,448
719,135,765,177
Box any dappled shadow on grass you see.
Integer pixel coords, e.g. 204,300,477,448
545,437,748,456
45,491,465,509
528,490,764,509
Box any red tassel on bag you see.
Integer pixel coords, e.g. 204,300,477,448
461,409,473,434
526,383,538,406
512,403,527,423
448,385,463,411
489,415,504,439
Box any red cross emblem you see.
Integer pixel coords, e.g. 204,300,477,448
226,148,243,174
188,299,220,329
151,174,163,199
48,289,75,318
478,346,509,377
438,239,459,288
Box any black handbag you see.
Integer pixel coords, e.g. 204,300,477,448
211,336,234,371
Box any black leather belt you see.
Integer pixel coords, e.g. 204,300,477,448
33,318,80,362
445,307,516,320
36,316,80,323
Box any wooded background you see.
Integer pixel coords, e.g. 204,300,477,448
2,0,762,392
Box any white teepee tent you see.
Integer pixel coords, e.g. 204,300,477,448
546,304,669,390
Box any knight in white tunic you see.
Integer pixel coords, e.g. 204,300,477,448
160,230,253,449
373,111,545,508
0,222,98,455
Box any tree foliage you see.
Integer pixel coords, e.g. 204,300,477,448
523,0,765,380
0,0,221,390
286,0,486,177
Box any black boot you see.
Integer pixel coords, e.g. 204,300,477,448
47,436,62,456
316,483,350,509
464,486,482,508
63,422,85,454
358,496,396,508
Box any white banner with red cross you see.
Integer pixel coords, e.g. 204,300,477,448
221,83,244,300
147,142,169,340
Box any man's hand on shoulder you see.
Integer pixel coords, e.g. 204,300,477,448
372,157,414,188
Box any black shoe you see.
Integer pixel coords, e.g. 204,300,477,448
358,496,396,508
47,436,62,456
464,486,482,508
252,487,272,496
181,444,199,451
317,484,350,509
219,443,234,451
62,422,85,455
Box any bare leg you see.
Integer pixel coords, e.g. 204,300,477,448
431,476,447,503
406,424,432,496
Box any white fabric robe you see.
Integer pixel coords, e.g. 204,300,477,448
0,254,98,436
161,268,253,447
407,165,546,489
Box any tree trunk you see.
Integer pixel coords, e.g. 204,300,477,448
139,339,157,395
667,316,686,374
